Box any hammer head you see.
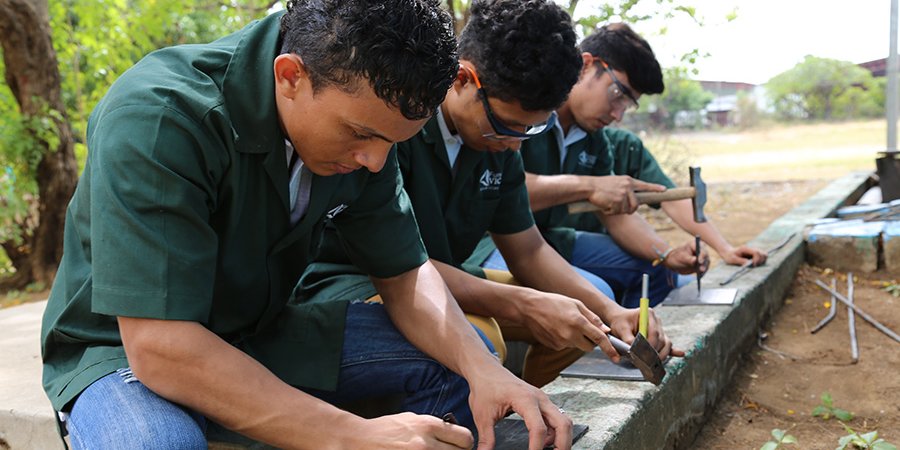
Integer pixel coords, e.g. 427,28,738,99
608,334,666,385
689,166,707,223
627,334,666,385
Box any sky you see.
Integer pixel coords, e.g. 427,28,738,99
571,0,894,85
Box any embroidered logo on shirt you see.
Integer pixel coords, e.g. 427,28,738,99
326,204,348,219
479,169,502,191
577,151,598,168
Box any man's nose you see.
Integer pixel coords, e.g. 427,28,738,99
353,143,392,172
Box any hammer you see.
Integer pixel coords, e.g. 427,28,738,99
567,166,708,223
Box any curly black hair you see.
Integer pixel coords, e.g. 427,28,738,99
581,23,664,95
456,0,581,112
280,0,458,120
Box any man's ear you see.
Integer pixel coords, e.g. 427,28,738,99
580,52,595,77
273,53,311,99
452,61,476,95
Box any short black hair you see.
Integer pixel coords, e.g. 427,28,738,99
581,23,664,95
280,0,458,120
456,0,581,112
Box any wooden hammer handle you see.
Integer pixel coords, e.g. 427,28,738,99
567,187,696,214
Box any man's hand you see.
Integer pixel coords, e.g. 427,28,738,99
586,176,666,215
663,241,710,275
601,305,686,360
519,291,612,353
468,366,573,450
358,413,475,449
720,245,767,267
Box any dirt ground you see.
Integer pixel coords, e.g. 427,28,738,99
650,179,900,449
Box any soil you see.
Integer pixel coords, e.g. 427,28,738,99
651,179,900,449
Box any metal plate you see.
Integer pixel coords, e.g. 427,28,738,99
494,418,589,449
559,348,646,381
662,287,738,306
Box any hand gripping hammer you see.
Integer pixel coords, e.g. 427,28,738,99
568,166,708,223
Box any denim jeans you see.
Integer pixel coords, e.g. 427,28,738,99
65,302,480,448
569,231,691,308
481,249,616,301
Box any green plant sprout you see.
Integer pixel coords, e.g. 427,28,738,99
883,282,900,298
812,392,854,422
836,423,897,450
760,428,798,450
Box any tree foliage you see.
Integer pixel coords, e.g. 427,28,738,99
0,0,276,287
766,56,882,121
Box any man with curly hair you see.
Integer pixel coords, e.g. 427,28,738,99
476,23,766,307
300,0,683,434
41,1,558,448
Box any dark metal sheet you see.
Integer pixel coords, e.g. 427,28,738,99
494,418,589,450
559,348,646,381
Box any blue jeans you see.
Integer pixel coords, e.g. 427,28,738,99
481,249,616,301
569,231,691,308
65,302,479,448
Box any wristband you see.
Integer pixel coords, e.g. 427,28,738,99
652,246,673,266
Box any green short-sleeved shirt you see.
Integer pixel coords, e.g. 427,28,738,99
40,12,427,411
300,117,536,301
468,126,675,263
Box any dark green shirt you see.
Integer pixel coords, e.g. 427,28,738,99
300,117,535,301
41,12,426,411
470,126,675,262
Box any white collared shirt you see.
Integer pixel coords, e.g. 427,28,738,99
435,105,463,168
554,120,588,168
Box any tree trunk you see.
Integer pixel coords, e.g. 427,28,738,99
0,0,78,290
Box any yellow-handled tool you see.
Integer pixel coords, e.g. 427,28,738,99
639,273,649,338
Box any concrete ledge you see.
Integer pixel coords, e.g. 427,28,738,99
547,171,875,449
0,300,62,450
0,171,875,450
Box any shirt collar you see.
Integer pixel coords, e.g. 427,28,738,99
223,12,286,154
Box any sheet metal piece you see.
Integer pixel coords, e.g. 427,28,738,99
662,287,738,306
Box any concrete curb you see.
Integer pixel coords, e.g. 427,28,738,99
0,300,61,450
547,171,874,449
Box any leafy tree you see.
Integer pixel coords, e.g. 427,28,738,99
642,66,713,129
0,0,78,289
766,56,880,121
0,0,276,289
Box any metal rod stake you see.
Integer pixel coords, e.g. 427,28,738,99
848,273,859,363
814,279,900,344
811,277,838,334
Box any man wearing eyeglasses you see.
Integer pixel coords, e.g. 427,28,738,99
300,0,683,406
473,23,766,308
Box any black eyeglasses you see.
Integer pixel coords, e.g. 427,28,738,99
460,64,557,141
589,57,640,112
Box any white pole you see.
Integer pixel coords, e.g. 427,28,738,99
888,0,899,151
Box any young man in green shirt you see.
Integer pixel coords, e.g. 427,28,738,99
478,23,767,308
302,0,683,398
41,1,571,448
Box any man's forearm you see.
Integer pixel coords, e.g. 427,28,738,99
372,262,504,380
119,317,364,450
525,172,595,212
430,259,539,325
496,230,620,320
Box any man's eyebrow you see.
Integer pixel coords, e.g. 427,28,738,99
349,122,393,143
